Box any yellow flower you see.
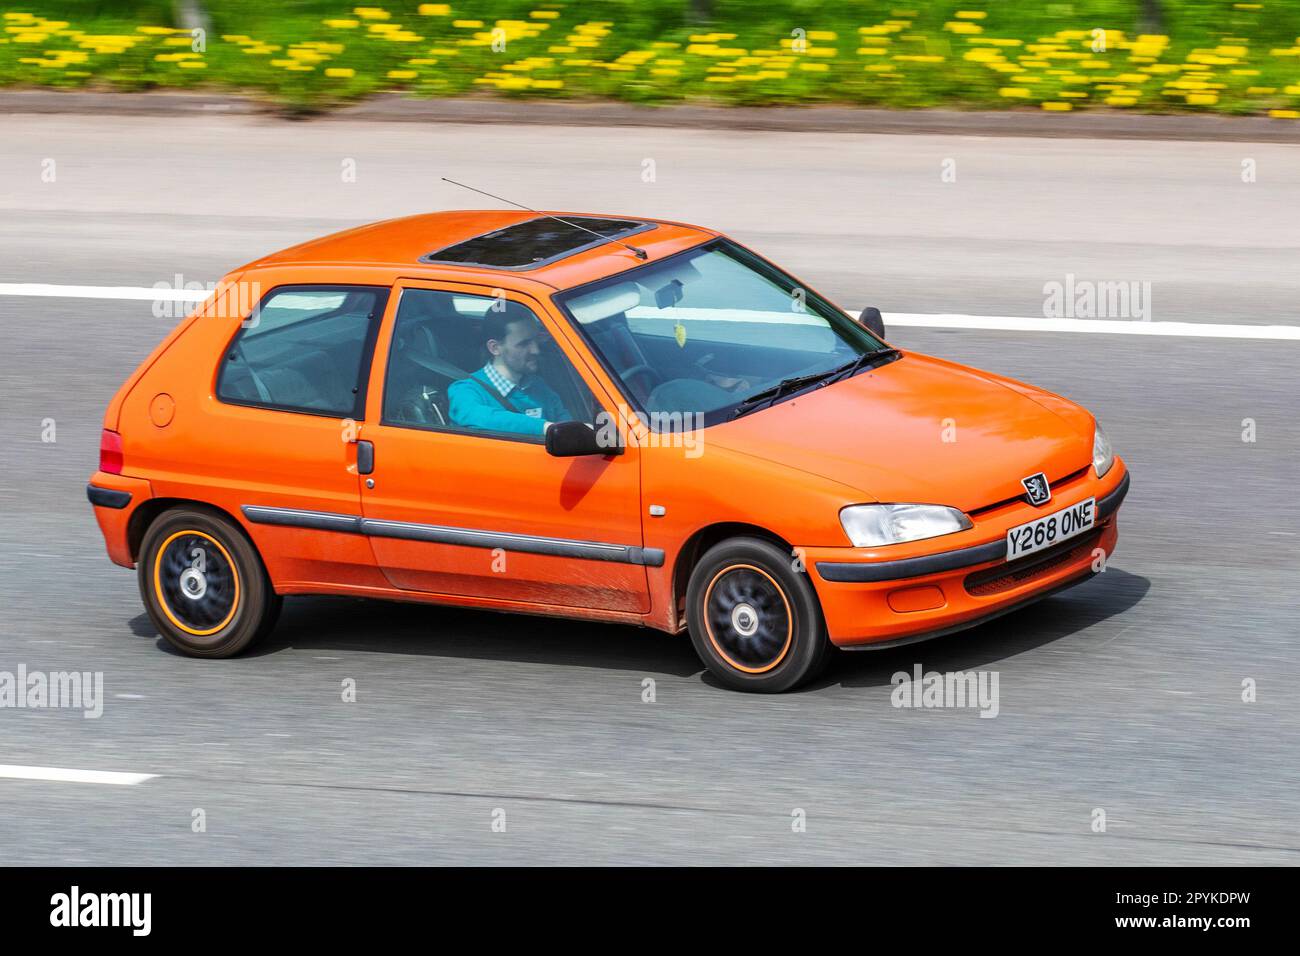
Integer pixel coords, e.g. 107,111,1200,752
1267,109,1299,119
354,7,390,20
955,10,987,19
388,69,418,79
1041,101,1073,111
326,67,355,78
325,20,360,29
419,3,451,14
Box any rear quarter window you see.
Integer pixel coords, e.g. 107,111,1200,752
216,285,389,419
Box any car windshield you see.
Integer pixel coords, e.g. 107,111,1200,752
554,238,891,428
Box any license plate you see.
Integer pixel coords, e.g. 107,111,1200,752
1006,497,1095,561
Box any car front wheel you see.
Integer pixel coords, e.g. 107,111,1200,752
685,536,830,692
137,506,280,658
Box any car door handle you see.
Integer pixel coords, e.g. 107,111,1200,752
356,440,375,475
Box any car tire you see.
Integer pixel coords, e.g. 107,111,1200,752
137,506,281,658
686,536,831,693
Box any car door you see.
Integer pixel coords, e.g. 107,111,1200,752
204,281,389,588
357,278,650,614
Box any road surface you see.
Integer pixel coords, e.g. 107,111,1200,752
0,115,1296,864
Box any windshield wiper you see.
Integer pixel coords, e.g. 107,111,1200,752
829,346,901,384
730,348,902,419
731,370,835,418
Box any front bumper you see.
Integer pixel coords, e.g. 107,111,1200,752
806,464,1130,647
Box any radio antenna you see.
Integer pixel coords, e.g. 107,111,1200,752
441,177,648,260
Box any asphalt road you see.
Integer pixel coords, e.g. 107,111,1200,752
1,115,1297,865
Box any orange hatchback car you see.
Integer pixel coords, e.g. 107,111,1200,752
88,210,1129,692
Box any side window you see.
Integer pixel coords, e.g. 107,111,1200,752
217,285,388,419
382,288,600,442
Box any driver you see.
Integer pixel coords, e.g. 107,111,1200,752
448,304,570,437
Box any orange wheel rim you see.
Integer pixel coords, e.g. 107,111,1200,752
702,563,794,675
152,530,240,637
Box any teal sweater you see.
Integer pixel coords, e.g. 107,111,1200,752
447,370,569,437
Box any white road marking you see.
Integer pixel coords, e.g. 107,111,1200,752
1,283,1298,340
880,312,1300,340
0,764,157,786
0,283,203,302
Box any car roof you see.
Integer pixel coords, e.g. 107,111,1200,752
239,210,718,291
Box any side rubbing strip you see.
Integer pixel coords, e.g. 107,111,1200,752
359,518,662,565
241,505,361,534
240,505,662,567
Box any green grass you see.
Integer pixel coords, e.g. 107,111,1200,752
2,1,1297,116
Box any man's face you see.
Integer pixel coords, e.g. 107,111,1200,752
490,318,542,380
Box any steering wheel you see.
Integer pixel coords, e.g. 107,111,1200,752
619,363,662,398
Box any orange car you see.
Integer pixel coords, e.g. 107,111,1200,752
88,210,1129,692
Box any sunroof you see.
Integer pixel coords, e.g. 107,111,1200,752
422,216,652,270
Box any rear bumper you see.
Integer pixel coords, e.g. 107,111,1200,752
87,471,154,568
806,465,1129,648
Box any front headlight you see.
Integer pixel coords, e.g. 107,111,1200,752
1092,421,1114,478
840,503,972,548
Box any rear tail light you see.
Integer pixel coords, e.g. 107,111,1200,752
99,429,124,475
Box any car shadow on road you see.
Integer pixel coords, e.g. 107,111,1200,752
818,567,1151,692
144,595,704,678
135,567,1148,689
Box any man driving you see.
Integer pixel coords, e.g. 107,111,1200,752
448,303,570,438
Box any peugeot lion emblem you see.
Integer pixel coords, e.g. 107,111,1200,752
1021,472,1052,506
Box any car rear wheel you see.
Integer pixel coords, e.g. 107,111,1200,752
685,536,830,692
137,507,281,658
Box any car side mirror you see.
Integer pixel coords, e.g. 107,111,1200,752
545,420,622,457
860,306,886,340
